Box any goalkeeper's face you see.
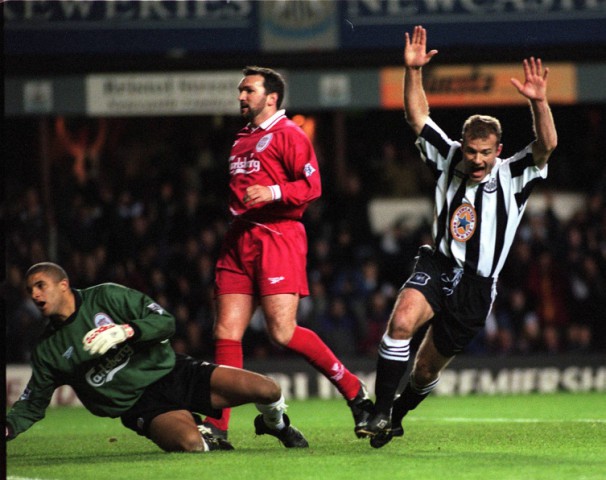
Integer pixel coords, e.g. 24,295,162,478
26,272,72,319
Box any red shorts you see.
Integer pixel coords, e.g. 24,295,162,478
215,218,310,297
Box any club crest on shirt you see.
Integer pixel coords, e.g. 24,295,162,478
450,204,477,242
147,302,165,315
19,387,32,401
407,272,430,286
304,162,316,177
484,176,498,193
62,346,75,360
256,133,273,152
94,312,115,328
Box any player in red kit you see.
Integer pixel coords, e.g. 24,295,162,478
201,66,373,442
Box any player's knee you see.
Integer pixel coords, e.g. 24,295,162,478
155,430,205,453
411,360,440,385
267,326,294,347
258,376,282,403
389,290,432,339
388,312,417,339
179,430,207,453
388,315,416,339
389,325,414,339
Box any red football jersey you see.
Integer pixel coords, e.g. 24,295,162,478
227,110,321,221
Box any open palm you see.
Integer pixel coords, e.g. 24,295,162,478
511,57,548,101
404,25,438,68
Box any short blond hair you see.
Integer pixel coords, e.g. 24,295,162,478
462,115,502,144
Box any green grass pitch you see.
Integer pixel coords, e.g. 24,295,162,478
6,392,606,480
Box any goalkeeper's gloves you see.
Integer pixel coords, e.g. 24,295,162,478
83,323,135,355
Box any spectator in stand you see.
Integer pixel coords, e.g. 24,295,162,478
567,255,606,352
378,220,419,288
55,117,107,186
317,296,359,357
4,264,45,362
172,189,207,239
17,187,48,243
327,170,375,254
499,238,534,289
526,248,571,353
493,287,540,354
373,140,433,198
359,290,393,356
297,273,330,336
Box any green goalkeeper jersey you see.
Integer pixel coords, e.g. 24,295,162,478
7,283,176,438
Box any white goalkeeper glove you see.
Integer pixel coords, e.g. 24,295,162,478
83,323,135,355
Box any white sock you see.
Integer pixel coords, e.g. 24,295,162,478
256,395,287,431
410,375,440,395
378,333,411,361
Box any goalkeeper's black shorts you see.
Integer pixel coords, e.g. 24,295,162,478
121,354,222,437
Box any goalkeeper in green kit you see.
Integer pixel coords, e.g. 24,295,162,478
6,262,308,451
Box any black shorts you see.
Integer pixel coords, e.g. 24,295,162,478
404,245,496,357
121,355,222,438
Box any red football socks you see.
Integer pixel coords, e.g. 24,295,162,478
205,339,243,431
286,326,360,400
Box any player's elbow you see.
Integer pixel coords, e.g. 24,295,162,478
404,112,426,137
165,316,177,337
533,148,556,171
534,137,558,167
546,135,558,154
305,185,321,204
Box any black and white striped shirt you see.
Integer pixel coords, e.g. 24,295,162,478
416,117,548,279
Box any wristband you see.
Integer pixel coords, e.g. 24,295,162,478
268,185,282,201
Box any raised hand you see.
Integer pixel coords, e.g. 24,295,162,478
404,25,438,69
510,57,549,102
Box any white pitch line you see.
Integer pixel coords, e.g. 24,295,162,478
410,417,606,423
8,477,55,480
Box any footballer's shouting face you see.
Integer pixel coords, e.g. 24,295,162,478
461,134,503,184
26,271,73,320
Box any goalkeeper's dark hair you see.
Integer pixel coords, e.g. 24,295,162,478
243,66,285,109
26,262,69,282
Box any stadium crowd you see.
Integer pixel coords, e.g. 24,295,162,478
5,109,606,363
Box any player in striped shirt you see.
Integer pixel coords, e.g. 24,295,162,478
361,26,558,448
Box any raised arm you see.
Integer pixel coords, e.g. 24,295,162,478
510,57,558,169
403,26,438,136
